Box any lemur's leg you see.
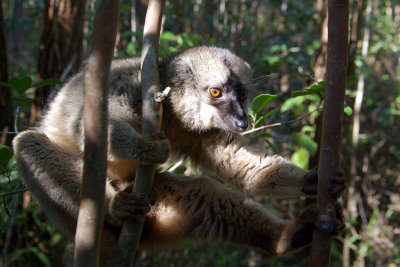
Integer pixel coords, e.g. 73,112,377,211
13,130,82,236
12,130,150,233
139,172,329,256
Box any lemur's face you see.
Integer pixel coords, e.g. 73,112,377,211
199,72,248,133
167,46,252,134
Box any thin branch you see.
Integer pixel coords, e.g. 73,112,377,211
117,1,166,265
1,182,22,258
60,54,77,82
241,105,322,135
253,73,278,81
0,188,27,198
0,106,22,135
14,106,20,134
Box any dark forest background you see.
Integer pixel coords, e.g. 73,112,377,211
1,0,400,266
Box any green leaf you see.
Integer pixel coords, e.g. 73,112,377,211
126,42,137,56
32,78,62,88
280,96,305,112
344,106,353,116
346,75,358,86
29,247,51,267
303,74,317,82
51,232,63,245
250,94,277,114
0,81,10,87
316,81,326,90
261,55,280,65
368,209,378,227
290,148,309,170
301,125,315,133
292,90,317,97
121,3,130,11
305,94,321,103
255,133,271,139
12,96,33,107
264,139,278,153
160,31,176,42
292,82,325,97
9,76,33,95
255,110,277,127
172,165,187,175
295,134,318,156
0,145,13,174
247,107,254,118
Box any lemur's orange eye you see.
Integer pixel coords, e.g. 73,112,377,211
209,87,222,98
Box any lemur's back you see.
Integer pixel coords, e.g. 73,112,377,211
39,57,143,153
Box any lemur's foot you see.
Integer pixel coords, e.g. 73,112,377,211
291,203,344,248
317,203,344,235
301,169,345,199
109,185,156,222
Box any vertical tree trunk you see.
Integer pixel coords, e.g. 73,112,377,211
314,8,328,81
129,0,148,44
309,0,349,266
347,0,364,78
117,1,165,266
10,0,22,66
309,0,327,168
0,0,12,146
229,0,240,48
31,0,86,122
73,0,120,266
135,0,149,32
349,1,371,265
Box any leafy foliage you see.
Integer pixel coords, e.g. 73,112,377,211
1,76,61,107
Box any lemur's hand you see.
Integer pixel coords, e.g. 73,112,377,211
301,169,318,196
140,132,171,164
301,169,345,198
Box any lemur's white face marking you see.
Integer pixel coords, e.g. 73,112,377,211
167,46,252,133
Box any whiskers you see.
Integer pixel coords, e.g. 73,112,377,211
249,73,278,88
217,130,237,144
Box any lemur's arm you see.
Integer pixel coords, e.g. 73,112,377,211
197,134,315,198
107,119,170,164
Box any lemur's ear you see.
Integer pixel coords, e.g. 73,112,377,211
171,56,193,79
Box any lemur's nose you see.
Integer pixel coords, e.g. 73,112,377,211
235,119,248,132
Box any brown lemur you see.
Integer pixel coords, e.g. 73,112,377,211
13,46,344,262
